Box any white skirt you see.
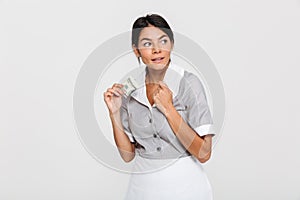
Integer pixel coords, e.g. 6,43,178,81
124,155,213,200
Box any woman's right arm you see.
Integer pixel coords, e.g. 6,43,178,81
104,83,135,163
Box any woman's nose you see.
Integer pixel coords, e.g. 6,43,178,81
152,43,161,54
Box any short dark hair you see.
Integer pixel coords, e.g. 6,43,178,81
131,14,174,47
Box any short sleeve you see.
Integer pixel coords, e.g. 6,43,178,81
120,96,136,143
184,73,216,137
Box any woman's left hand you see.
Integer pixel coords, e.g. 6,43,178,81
153,81,174,115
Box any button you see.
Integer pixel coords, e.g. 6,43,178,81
156,147,161,151
153,134,157,138
149,118,152,123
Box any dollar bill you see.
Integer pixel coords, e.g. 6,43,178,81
122,76,139,97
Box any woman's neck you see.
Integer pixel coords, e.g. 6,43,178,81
145,60,171,84
146,69,166,83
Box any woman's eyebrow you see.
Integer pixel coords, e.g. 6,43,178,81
140,34,168,42
158,34,168,40
140,38,151,42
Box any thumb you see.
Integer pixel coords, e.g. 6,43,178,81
158,81,168,89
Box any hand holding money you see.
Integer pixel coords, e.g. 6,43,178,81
121,76,139,97
103,83,123,114
104,76,139,114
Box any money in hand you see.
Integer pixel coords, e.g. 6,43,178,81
122,76,139,97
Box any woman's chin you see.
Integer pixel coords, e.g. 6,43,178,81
148,62,169,70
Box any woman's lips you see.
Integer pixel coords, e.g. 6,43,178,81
151,57,164,63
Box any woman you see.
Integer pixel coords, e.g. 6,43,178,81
104,14,215,200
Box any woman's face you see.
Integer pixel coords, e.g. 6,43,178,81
134,26,173,70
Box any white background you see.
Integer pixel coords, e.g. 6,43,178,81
1,0,300,199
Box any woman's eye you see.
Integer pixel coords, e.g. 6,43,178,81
143,42,151,47
161,39,168,44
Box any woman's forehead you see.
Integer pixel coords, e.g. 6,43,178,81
139,26,168,40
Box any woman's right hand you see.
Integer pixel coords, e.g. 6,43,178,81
103,83,124,115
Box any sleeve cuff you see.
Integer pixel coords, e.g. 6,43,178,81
194,124,215,137
124,130,135,143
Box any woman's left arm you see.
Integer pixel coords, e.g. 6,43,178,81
154,81,213,163
165,105,213,163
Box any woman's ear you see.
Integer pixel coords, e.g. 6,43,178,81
132,44,141,58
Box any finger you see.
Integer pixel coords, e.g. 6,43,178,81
152,90,158,99
112,86,124,95
158,88,163,94
112,83,124,89
155,87,163,95
153,93,158,101
107,88,120,97
158,81,168,89
159,81,173,95
104,91,113,98
153,88,160,96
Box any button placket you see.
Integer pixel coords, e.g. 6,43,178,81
150,109,163,154
149,109,156,131
149,112,160,139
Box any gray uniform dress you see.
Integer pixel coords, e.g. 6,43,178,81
122,62,215,200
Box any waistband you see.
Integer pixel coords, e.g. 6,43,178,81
138,151,191,160
131,154,198,174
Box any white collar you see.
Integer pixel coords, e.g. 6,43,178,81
129,61,185,109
